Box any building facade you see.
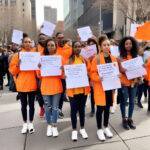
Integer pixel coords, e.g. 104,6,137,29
44,6,57,24
0,0,32,44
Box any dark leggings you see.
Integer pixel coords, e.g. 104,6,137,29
90,87,95,113
19,92,35,122
96,106,110,129
59,79,66,110
69,94,87,129
148,86,150,110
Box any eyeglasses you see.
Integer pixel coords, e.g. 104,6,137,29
74,45,81,48
24,41,31,43
47,44,55,47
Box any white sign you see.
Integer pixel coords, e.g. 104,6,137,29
77,26,93,41
130,23,141,37
64,64,89,89
41,21,56,36
80,44,97,59
12,30,23,45
110,46,120,57
20,52,40,71
97,62,121,91
121,56,147,80
40,55,62,77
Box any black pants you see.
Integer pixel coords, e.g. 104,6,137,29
36,91,44,108
69,94,87,129
59,79,66,110
96,106,110,129
147,86,150,110
19,92,35,122
90,87,95,113
0,73,3,87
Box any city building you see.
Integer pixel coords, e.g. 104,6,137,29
44,6,57,24
0,0,32,44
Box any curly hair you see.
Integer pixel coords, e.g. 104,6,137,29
119,36,138,58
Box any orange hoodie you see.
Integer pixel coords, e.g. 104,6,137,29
57,44,72,65
90,53,117,106
9,48,37,92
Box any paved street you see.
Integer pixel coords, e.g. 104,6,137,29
0,87,150,150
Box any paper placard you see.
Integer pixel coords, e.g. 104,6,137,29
40,55,62,77
64,64,89,89
97,62,121,91
41,21,56,36
12,30,23,45
77,26,93,41
20,52,40,71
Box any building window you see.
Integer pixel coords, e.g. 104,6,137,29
22,2,24,6
23,9,24,12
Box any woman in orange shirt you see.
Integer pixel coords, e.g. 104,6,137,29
66,41,90,141
9,36,37,134
119,36,138,130
90,35,116,141
38,38,63,137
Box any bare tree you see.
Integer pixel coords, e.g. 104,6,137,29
93,0,150,23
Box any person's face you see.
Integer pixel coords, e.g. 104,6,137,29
56,33,64,47
101,40,110,54
47,40,56,54
125,39,132,52
22,37,32,50
38,34,47,46
73,42,81,55
138,48,144,56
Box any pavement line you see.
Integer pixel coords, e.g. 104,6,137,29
63,140,121,150
23,133,28,150
109,123,130,150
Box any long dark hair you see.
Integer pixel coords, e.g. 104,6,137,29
119,36,138,59
87,38,99,54
43,38,57,55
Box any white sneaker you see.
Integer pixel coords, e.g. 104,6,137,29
52,127,59,137
28,123,35,134
47,125,52,137
79,129,88,139
21,123,28,134
71,130,78,141
103,127,113,138
97,129,106,141
110,106,115,114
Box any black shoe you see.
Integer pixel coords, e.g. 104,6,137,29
59,110,64,119
137,102,143,108
122,119,130,130
128,119,136,130
89,112,95,117
5,84,9,87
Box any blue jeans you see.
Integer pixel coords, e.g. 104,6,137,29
43,94,61,124
120,86,137,119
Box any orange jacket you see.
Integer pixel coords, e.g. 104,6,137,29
90,53,117,106
66,56,90,97
37,54,64,95
57,44,72,65
120,55,133,86
9,48,37,92
34,44,45,55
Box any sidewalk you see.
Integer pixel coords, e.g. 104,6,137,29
0,89,150,150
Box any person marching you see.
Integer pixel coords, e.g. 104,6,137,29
56,32,72,119
87,37,99,117
66,41,90,141
9,36,37,134
118,36,138,130
90,35,115,141
35,33,48,118
38,38,63,137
